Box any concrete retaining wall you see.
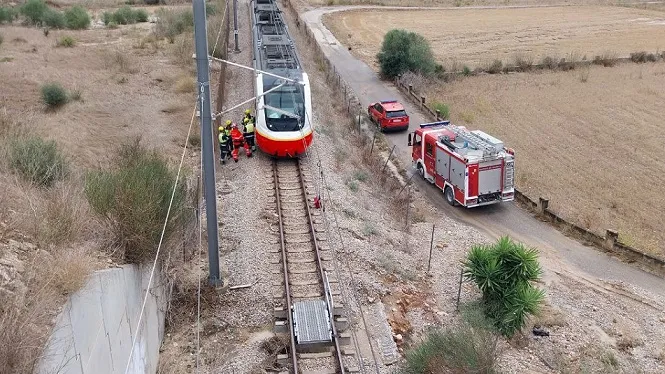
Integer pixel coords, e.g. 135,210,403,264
37,264,167,374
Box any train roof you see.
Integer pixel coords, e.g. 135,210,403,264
252,0,303,80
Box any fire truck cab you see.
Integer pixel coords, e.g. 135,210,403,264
408,121,515,208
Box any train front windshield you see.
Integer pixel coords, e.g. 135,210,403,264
264,84,305,132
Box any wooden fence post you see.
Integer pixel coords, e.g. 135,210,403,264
605,229,619,251
538,197,549,214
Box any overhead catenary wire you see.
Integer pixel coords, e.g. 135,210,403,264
124,103,199,374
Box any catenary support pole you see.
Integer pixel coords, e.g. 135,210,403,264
193,0,222,286
233,0,240,53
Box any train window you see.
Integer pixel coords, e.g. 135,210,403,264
264,85,305,132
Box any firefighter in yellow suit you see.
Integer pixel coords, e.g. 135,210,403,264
243,117,255,152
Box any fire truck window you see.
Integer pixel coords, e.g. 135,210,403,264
426,142,433,156
415,134,422,145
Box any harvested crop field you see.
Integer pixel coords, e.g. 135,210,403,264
406,62,665,253
324,5,665,69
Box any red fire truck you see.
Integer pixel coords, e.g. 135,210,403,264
408,121,515,208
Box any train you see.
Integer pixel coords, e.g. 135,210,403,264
250,0,313,158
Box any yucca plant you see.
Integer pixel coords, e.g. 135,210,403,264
462,236,545,337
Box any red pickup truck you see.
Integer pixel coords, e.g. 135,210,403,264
367,100,410,132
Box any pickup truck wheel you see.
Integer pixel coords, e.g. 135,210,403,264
444,186,456,206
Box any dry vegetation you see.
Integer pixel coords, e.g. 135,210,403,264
0,0,204,371
324,6,665,70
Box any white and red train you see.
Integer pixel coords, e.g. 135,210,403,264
409,121,515,208
250,0,313,157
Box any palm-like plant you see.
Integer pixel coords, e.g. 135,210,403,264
462,236,545,337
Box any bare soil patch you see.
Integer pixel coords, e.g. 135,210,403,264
324,5,665,69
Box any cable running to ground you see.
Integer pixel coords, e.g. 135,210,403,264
123,103,199,374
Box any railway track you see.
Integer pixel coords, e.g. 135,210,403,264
271,158,351,374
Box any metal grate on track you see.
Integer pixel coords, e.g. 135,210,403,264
292,300,332,344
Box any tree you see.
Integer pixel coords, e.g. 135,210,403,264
376,29,436,79
462,236,545,337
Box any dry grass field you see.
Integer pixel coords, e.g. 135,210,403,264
324,5,665,69
408,63,665,253
323,5,665,253
0,24,194,168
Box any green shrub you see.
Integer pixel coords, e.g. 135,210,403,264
135,9,149,23
462,65,471,76
84,139,186,264
0,34,3,47
513,53,534,71
188,134,201,147
9,136,68,187
42,8,66,29
205,3,217,15
155,8,194,42
64,6,90,30
592,52,618,67
41,82,69,107
401,305,499,374
0,6,17,24
346,178,359,192
431,102,449,120
56,35,75,47
102,11,113,25
105,7,150,27
377,29,436,79
353,170,369,182
541,56,558,70
630,51,651,63
20,0,48,25
144,0,160,4
107,21,119,29
463,236,545,338
486,59,503,74
112,6,137,25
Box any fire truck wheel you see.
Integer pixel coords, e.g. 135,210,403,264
444,186,456,206
417,163,424,178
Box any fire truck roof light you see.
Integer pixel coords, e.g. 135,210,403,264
420,121,450,128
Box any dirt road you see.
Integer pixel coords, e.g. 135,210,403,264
302,6,665,299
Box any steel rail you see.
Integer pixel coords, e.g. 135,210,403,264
295,159,346,374
273,160,299,373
